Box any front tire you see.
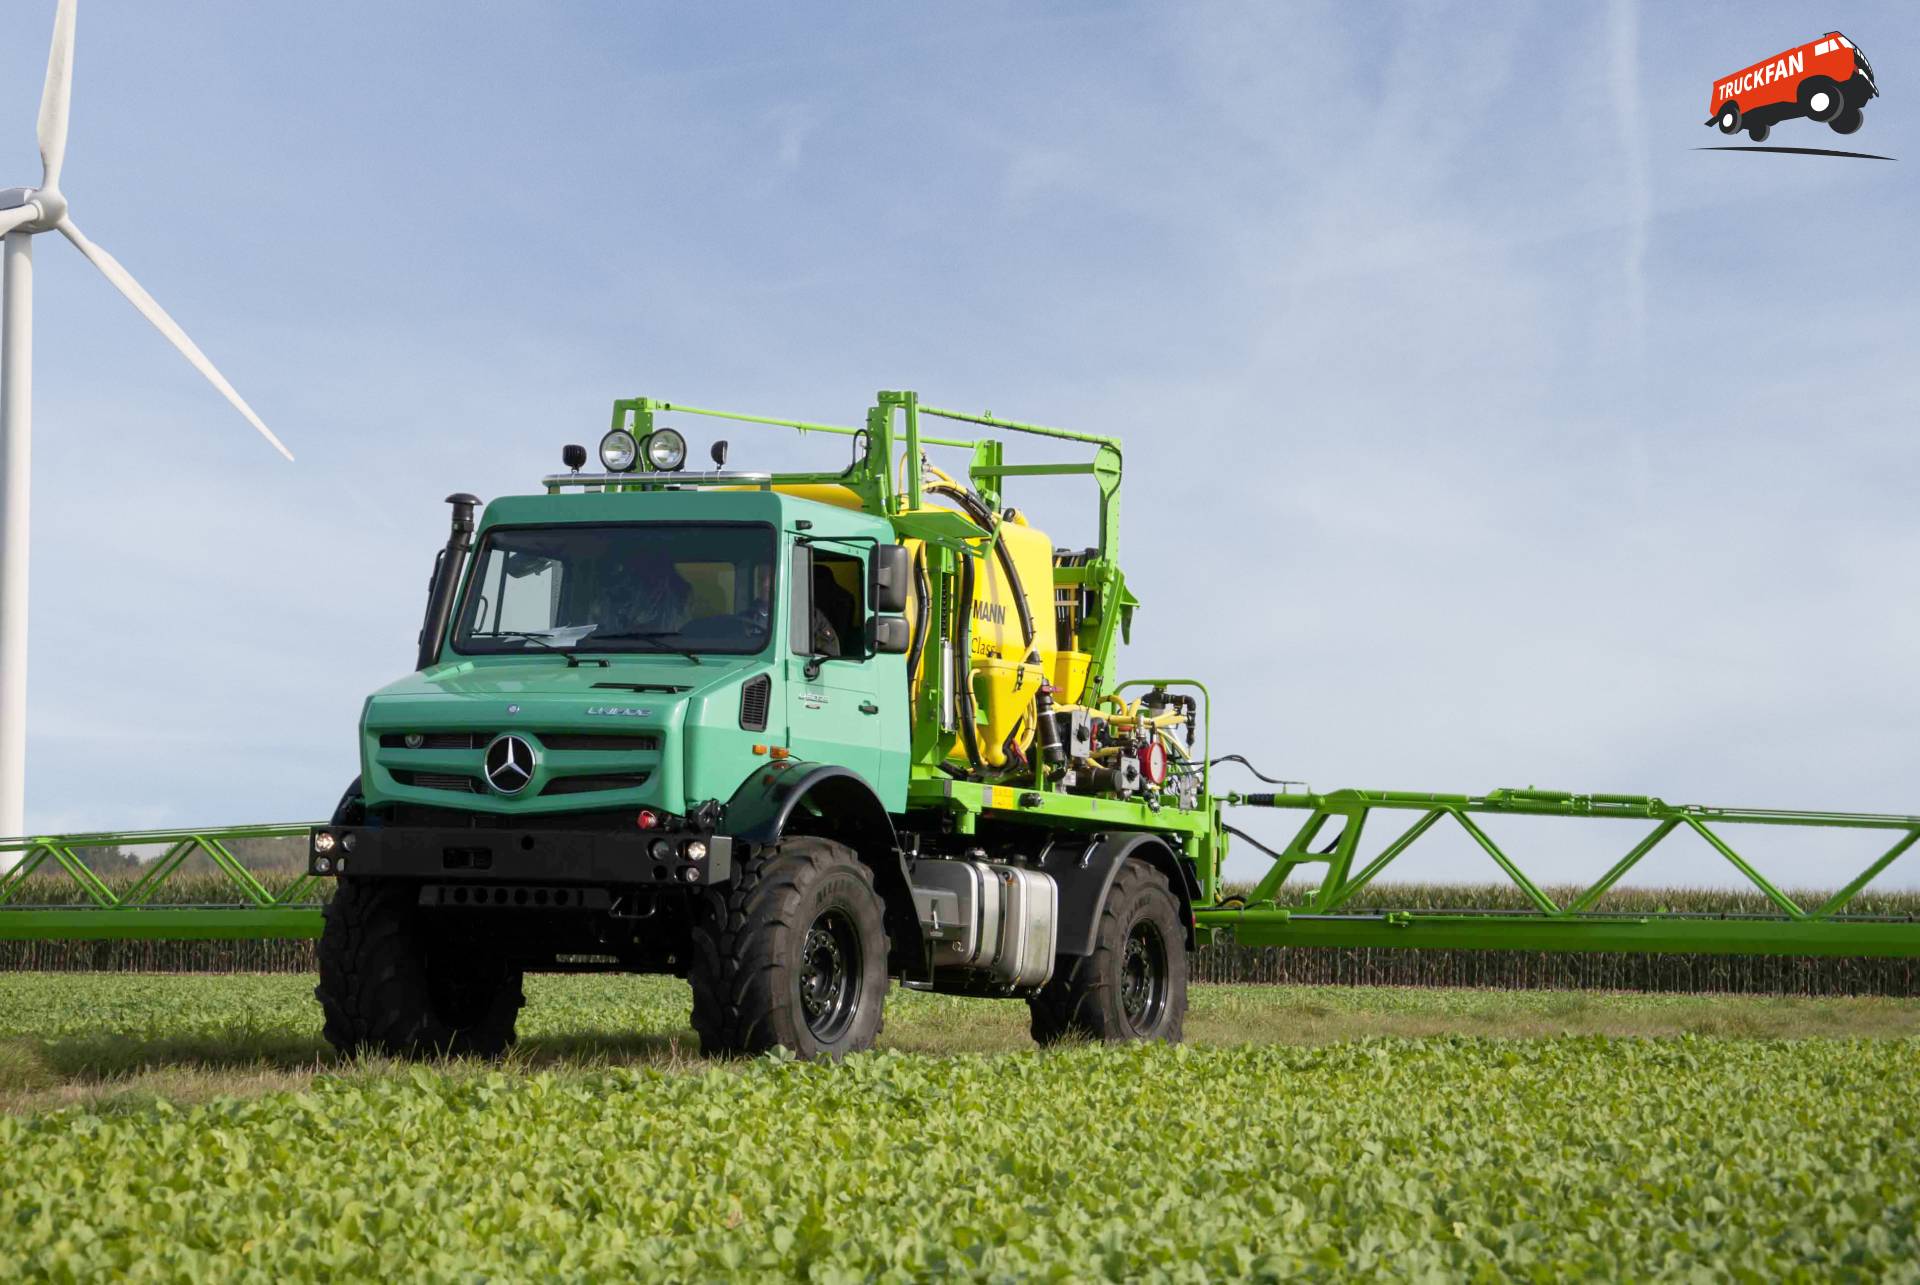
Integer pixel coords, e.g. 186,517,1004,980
1747,121,1771,143
688,837,889,1059
1830,107,1864,135
315,878,525,1058
1717,103,1741,134
1801,77,1843,122
1028,857,1188,1044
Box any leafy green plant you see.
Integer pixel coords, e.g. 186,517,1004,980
1,1029,1916,1278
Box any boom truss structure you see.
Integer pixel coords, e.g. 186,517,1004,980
1199,788,1920,957
0,823,319,940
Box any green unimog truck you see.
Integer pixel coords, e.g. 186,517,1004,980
310,391,1224,1059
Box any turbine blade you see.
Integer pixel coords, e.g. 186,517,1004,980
38,0,78,190
0,205,40,238
58,219,295,462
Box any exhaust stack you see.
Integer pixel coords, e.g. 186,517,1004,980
415,492,478,670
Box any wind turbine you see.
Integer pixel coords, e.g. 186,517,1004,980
1,0,293,842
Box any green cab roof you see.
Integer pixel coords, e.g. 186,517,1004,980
478,487,896,537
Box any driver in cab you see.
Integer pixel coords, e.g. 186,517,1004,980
588,550,692,638
744,562,841,656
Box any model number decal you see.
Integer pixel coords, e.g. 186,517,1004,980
584,706,653,717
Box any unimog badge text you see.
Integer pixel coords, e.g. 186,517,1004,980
585,706,651,717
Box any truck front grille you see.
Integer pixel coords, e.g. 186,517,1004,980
390,770,484,794
380,731,495,750
540,773,652,797
536,733,660,752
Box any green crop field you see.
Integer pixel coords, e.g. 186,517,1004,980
2,976,1919,1278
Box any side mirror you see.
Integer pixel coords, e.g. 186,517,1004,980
872,615,911,655
870,544,912,614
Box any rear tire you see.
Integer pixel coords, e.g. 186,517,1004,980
688,837,889,1059
1746,121,1770,143
1028,857,1188,1044
315,878,525,1058
1830,107,1864,135
1717,103,1741,134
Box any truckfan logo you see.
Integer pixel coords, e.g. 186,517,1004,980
1704,31,1882,152
483,734,536,795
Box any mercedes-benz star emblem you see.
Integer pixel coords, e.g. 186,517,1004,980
484,734,536,795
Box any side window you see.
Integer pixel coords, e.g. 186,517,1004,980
790,545,813,657
814,551,866,656
789,544,866,659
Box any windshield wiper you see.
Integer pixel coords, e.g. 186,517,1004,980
485,632,608,668
586,632,704,665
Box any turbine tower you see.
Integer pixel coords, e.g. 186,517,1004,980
1,0,293,842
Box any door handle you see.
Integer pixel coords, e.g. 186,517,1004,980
859,701,880,715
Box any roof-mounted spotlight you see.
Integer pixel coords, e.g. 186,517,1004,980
644,427,687,472
599,428,639,473
710,439,730,468
561,444,588,472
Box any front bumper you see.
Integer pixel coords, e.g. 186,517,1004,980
306,824,733,887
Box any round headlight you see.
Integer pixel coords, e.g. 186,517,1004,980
312,832,336,855
683,839,709,862
599,429,639,473
644,428,687,472
315,856,333,874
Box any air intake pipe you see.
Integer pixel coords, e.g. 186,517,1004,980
416,493,480,670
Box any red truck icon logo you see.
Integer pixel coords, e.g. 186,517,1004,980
1707,32,1878,141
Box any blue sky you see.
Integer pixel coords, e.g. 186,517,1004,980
4,2,1917,887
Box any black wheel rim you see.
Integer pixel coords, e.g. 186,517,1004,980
1119,918,1169,1034
798,906,863,1043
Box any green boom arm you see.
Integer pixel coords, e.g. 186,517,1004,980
1201,787,1920,958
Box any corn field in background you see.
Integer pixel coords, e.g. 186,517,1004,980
4,871,1918,995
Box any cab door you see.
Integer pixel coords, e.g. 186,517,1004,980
784,542,896,797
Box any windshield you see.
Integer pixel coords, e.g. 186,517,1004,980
452,523,776,657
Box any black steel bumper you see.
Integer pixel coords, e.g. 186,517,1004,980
306,824,733,887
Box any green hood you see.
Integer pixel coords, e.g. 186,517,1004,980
360,653,767,816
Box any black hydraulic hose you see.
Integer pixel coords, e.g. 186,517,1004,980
1209,754,1303,787
416,493,479,670
953,549,985,771
1004,543,1038,657
905,548,932,693
929,482,1037,656
1222,824,1292,863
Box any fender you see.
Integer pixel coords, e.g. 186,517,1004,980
721,759,925,972
1040,831,1200,956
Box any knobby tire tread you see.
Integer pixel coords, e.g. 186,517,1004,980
1028,858,1187,1044
315,877,524,1059
688,836,888,1059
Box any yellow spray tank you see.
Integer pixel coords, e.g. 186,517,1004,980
909,467,1091,771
